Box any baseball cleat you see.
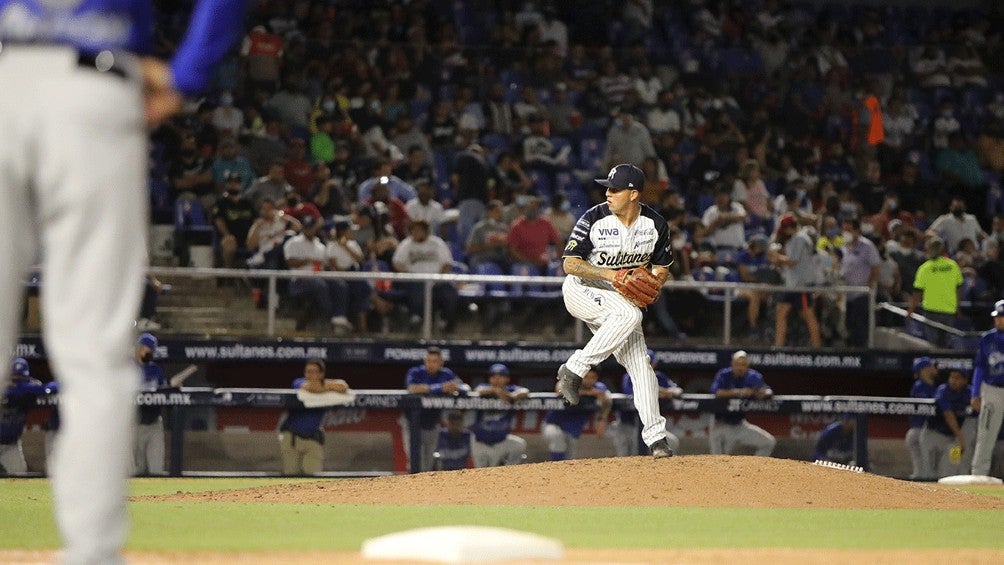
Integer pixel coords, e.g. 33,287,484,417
649,438,674,458
556,364,583,406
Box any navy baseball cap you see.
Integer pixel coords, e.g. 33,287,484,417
912,357,935,373
596,164,645,192
11,357,29,377
992,299,1004,317
488,363,509,376
138,333,158,350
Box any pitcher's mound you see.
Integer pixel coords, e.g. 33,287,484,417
152,455,1004,509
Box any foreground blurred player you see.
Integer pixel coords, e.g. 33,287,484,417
0,2,246,562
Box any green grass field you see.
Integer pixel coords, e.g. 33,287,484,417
2,479,1002,552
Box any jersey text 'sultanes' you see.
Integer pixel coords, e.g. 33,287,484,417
561,203,672,290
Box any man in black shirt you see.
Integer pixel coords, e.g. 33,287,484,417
212,174,257,268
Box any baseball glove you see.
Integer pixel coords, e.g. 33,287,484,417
612,267,662,307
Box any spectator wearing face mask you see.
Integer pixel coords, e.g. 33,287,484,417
926,197,986,254
840,218,881,348
544,191,576,244
211,91,244,139
507,196,561,269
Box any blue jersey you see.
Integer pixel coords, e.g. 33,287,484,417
1,378,45,444
137,361,166,425
405,365,465,429
617,371,677,424
972,329,1004,396
0,0,247,94
908,379,937,428
710,367,770,425
811,421,854,464
471,383,528,445
928,384,970,437
544,382,609,437
736,249,769,276
43,381,60,431
434,429,471,471
283,377,327,439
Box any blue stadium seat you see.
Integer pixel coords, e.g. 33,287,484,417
481,132,512,158
473,261,512,299
150,177,172,215
695,192,715,215
410,98,431,126
720,49,764,79
528,169,553,198
174,197,215,247
361,259,408,301
433,149,454,201
523,262,563,301
550,136,574,167
578,137,605,174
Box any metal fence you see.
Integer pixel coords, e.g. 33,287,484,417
145,267,876,346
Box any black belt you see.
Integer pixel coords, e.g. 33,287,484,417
76,51,130,80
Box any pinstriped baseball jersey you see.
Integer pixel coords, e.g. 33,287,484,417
559,200,671,450
562,203,673,288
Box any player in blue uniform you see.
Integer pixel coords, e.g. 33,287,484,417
922,369,973,478
1,358,46,474
709,350,777,456
0,1,247,561
433,411,472,471
405,347,469,471
906,357,939,479
134,333,166,476
971,300,1004,477
471,364,529,467
543,367,611,460
811,416,855,465
278,358,350,475
609,349,682,456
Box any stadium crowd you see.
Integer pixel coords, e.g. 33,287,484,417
151,0,1004,347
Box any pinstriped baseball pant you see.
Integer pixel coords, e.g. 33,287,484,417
562,276,668,448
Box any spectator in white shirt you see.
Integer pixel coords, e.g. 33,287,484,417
926,197,986,254
283,216,353,334
537,6,568,57
912,46,951,88
405,180,459,237
703,185,748,250
326,220,375,333
931,99,961,150
647,90,682,135
392,220,460,332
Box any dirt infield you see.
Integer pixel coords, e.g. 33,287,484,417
11,458,1003,564
149,455,1004,510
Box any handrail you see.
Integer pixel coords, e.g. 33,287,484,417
138,267,875,344
876,302,979,338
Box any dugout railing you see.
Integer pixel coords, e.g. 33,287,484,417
29,388,938,475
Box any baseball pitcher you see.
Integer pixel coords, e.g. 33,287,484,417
556,164,674,458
